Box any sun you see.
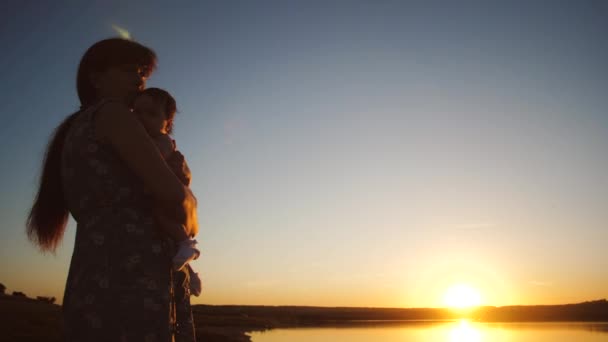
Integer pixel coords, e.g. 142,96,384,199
443,284,482,309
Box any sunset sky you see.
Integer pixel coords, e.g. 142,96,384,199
1,1,607,308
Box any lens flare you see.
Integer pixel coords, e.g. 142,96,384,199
111,24,131,40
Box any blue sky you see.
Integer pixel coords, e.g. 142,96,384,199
1,1,607,307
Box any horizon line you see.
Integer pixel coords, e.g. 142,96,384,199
192,298,608,310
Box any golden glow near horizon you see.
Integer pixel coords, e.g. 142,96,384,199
448,320,482,342
443,284,482,309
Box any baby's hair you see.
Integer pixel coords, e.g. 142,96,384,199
139,87,177,134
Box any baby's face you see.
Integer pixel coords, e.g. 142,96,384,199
133,94,168,136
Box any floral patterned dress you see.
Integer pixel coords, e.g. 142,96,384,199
61,100,195,341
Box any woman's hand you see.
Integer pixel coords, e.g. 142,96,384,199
166,151,192,186
179,188,198,237
155,188,198,237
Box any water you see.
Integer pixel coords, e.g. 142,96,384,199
249,321,608,341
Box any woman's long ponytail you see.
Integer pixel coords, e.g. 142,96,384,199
26,113,78,252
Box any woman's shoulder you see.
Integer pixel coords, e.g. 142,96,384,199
86,98,130,122
79,98,124,114
87,99,136,142
75,99,127,130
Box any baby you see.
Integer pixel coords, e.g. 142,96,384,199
133,87,201,296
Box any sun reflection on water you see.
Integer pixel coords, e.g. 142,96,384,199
448,320,482,342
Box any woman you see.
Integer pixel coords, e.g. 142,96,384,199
26,38,198,341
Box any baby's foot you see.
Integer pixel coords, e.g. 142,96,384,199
172,239,200,272
189,269,202,297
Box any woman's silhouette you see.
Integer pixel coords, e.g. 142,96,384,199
26,38,199,341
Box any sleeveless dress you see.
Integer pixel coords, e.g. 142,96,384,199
61,100,196,341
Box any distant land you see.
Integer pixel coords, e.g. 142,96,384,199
1,293,607,342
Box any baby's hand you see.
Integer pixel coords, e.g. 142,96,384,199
155,134,175,159
167,151,192,186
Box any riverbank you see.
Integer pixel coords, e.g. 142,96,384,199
2,295,607,342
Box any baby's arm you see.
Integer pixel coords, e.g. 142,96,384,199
153,135,191,186
155,138,195,239
166,150,191,186
153,138,200,270
153,134,176,160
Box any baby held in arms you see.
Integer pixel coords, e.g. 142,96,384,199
133,88,201,295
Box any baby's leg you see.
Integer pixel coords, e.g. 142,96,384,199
186,264,202,297
173,238,200,271
158,220,200,271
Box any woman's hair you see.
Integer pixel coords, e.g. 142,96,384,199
139,87,177,134
26,38,157,253
77,38,157,108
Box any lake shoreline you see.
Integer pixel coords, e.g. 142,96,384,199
193,300,608,341
2,296,607,342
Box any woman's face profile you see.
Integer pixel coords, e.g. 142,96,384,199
92,64,147,101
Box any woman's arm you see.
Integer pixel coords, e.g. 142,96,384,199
94,101,198,235
166,151,192,186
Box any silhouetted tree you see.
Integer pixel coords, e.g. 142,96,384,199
0,283,5,295
36,296,56,304
12,291,26,298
